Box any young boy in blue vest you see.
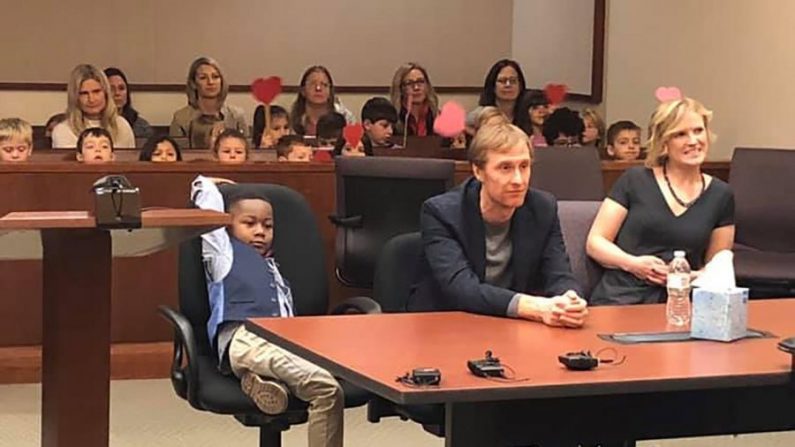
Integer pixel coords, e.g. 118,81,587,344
191,175,343,447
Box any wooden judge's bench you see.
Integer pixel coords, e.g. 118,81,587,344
0,153,730,383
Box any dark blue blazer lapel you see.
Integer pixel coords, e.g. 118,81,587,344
462,179,486,280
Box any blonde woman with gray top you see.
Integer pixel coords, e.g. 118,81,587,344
170,57,247,148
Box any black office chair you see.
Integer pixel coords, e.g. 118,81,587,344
532,146,605,200
159,183,381,447
730,148,795,297
329,156,455,288
367,231,445,436
557,200,604,299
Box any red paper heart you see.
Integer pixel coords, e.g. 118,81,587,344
432,101,466,138
654,86,683,102
544,83,568,105
343,124,364,148
313,149,332,162
251,76,282,104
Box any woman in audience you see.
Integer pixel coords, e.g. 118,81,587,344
51,64,135,149
389,62,439,136
139,135,183,162
468,59,528,130
586,97,735,305
517,89,550,147
289,66,355,136
170,57,247,148
581,107,605,148
104,67,154,139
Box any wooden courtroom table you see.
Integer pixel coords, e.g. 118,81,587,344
0,159,730,383
0,209,228,447
247,299,795,447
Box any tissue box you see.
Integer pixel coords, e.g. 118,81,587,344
690,287,749,342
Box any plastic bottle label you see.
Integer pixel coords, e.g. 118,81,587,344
667,274,688,289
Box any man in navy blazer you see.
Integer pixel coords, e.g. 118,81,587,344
408,121,588,327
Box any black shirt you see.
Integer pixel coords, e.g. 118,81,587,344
590,166,734,305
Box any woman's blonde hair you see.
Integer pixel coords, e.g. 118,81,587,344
475,106,509,132
645,97,715,168
468,122,532,168
581,107,605,146
65,64,119,139
186,56,229,109
389,62,439,114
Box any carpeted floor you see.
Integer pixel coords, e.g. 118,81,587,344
1,379,793,446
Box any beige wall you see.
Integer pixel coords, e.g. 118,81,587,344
3,0,511,86
604,0,795,160
512,0,595,94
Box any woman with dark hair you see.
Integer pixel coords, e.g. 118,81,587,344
466,59,529,131
139,135,183,162
104,67,153,139
289,65,355,136
389,62,439,137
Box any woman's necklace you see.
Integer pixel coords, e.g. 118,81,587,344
663,163,705,208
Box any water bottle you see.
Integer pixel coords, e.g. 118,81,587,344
666,250,691,327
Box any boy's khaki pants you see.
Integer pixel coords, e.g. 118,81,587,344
229,326,343,447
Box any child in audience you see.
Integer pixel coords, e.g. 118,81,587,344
518,90,550,147
0,118,33,163
44,113,66,139
474,106,509,133
276,135,313,162
581,108,606,147
253,105,291,149
360,97,397,149
447,132,467,149
543,107,585,146
190,175,343,447
332,138,371,157
452,106,508,149
213,129,248,164
316,112,346,149
605,120,642,161
139,135,183,162
207,122,227,151
76,127,115,163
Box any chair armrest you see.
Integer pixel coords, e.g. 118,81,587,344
328,215,363,228
329,296,382,315
157,305,201,408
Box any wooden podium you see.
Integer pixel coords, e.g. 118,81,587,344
0,209,229,447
